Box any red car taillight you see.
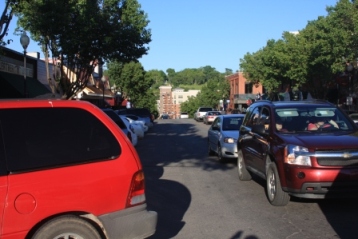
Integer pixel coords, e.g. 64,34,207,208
126,170,146,207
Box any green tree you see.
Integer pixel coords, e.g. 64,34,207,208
108,61,156,110
15,0,151,99
0,0,18,45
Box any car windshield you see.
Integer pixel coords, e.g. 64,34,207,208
222,117,244,131
274,106,355,132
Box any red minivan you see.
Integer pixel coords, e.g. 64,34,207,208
0,99,157,239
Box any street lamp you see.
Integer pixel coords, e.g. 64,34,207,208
101,76,106,107
20,31,30,98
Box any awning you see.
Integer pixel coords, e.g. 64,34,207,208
0,71,51,98
79,85,115,106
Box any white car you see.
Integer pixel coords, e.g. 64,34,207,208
126,117,146,139
119,115,138,146
180,112,189,119
124,114,151,131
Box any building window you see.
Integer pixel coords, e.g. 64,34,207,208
178,95,183,99
245,83,253,94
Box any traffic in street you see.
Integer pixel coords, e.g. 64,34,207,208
137,118,358,239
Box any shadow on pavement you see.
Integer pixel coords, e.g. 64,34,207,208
144,166,191,239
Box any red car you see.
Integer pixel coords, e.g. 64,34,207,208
0,99,157,238
238,100,358,206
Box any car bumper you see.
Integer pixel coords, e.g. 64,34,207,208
221,142,238,158
98,204,157,239
283,166,358,199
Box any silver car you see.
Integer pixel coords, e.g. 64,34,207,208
208,114,245,162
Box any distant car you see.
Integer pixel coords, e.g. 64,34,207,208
161,114,170,119
103,109,138,146
203,111,222,124
124,114,149,132
194,107,215,121
180,112,189,119
117,108,154,123
102,108,135,144
208,114,245,162
117,109,153,128
119,115,138,146
125,117,145,139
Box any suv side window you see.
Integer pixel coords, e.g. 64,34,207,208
246,106,261,127
1,108,121,173
260,107,271,131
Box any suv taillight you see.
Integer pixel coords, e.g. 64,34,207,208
126,170,146,207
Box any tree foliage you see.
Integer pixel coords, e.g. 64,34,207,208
0,0,18,46
13,0,151,99
107,60,156,112
180,71,230,117
240,0,358,99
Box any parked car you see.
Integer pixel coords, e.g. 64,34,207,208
125,116,145,139
180,112,189,119
102,108,137,146
208,114,245,162
0,99,157,238
119,115,138,146
122,113,149,132
194,107,214,121
203,111,222,124
117,108,154,128
238,99,358,206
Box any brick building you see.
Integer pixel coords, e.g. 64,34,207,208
226,72,263,112
158,85,199,119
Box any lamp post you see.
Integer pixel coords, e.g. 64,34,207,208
20,31,30,98
101,76,106,107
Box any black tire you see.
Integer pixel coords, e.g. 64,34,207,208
237,150,251,181
31,215,101,239
266,163,290,206
208,140,215,156
217,144,226,163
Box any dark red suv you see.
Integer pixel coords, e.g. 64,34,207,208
0,99,157,238
238,100,358,206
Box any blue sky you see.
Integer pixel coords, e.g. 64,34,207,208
2,0,339,73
